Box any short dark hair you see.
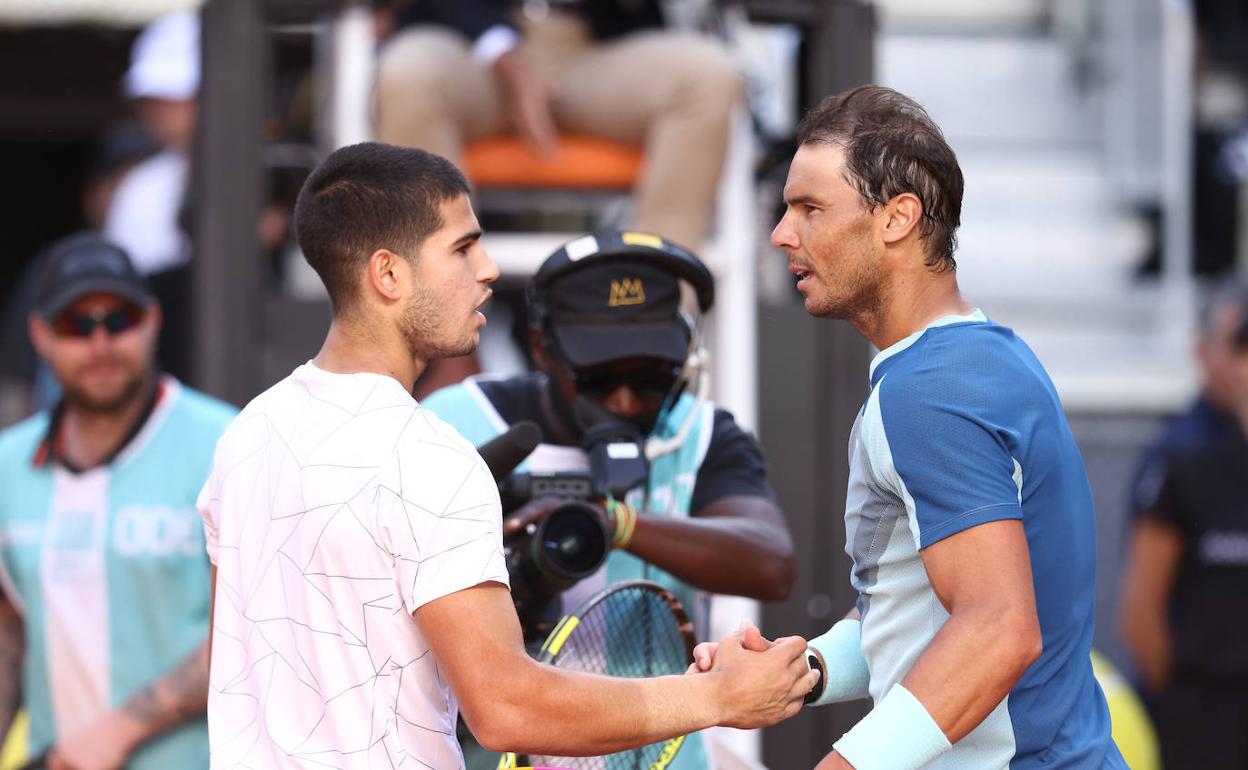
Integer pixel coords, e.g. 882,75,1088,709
797,85,963,271
293,142,470,310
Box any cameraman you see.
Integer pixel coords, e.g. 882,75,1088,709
424,231,796,769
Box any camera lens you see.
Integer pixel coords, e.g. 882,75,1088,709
504,499,610,641
539,503,609,576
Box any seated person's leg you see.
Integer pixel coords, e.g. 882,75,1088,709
374,26,508,165
550,31,743,249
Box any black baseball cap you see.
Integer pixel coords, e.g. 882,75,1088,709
545,260,690,367
34,232,154,319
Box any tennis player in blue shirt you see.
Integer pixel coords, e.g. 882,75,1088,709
696,85,1127,770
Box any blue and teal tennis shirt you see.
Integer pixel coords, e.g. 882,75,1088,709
845,310,1126,769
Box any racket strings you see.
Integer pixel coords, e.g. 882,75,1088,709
534,585,693,770
552,590,687,678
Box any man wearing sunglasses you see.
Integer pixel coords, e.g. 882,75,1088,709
423,232,796,770
0,232,236,770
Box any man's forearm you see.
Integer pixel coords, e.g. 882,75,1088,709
423,582,812,755
0,601,24,740
626,497,795,601
119,640,209,746
1121,610,1172,692
472,662,723,755
899,604,1040,743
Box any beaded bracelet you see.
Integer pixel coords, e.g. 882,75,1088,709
604,497,638,550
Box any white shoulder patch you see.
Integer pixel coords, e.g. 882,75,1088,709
564,235,599,261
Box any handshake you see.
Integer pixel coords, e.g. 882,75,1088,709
683,621,821,729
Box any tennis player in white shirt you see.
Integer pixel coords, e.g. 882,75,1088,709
197,142,816,770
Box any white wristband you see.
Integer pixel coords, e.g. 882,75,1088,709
806,618,870,706
833,684,951,770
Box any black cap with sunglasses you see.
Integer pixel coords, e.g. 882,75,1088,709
34,232,154,322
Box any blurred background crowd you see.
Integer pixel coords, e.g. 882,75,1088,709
0,0,1246,768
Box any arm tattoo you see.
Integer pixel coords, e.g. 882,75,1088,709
0,598,24,740
121,641,209,736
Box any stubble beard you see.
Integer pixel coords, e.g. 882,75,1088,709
805,246,883,323
400,286,478,362
61,365,150,414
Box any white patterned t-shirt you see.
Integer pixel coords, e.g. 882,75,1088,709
198,362,508,769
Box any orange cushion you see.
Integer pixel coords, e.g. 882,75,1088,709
465,134,643,190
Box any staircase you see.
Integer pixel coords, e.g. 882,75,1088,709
875,10,1196,413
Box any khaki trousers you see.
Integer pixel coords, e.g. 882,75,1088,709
374,14,743,250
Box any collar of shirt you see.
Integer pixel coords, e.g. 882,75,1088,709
32,377,165,473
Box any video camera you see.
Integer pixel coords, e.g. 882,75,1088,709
476,415,650,640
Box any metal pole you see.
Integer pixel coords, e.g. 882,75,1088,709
194,0,267,405
710,107,760,434
1160,0,1194,346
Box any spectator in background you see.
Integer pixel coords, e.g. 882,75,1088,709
0,233,235,770
374,0,743,396
105,10,197,276
1123,287,1248,537
372,0,742,252
0,124,162,425
1120,285,1248,769
80,123,163,235
105,9,200,382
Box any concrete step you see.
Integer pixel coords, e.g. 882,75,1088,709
978,287,1196,412
954,211,1149,297
874,0,1049,31
959,148,1113,217
1017,331,1194,413
877,33,1100,147
872,24,1189,413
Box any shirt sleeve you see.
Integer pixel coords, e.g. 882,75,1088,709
1128,440,1171,516
690,409,777,514
380,412,510,614
196,465,220,566
867,374,1024,549
1146,455,1193,532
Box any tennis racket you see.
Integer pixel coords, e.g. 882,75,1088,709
13,752,45,770
512,579,697,770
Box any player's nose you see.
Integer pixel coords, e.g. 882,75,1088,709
770,213,798,251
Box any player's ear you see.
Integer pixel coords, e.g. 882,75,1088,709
366,248,406,303
881,192,923,246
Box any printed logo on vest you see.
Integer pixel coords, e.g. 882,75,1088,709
114,505,204,557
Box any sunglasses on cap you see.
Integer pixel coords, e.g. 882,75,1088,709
570,363,683,399
51,303,146,339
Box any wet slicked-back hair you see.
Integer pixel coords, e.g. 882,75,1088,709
797,85,963,271
294,142,470,311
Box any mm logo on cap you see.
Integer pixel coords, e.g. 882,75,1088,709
608,278,645,307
